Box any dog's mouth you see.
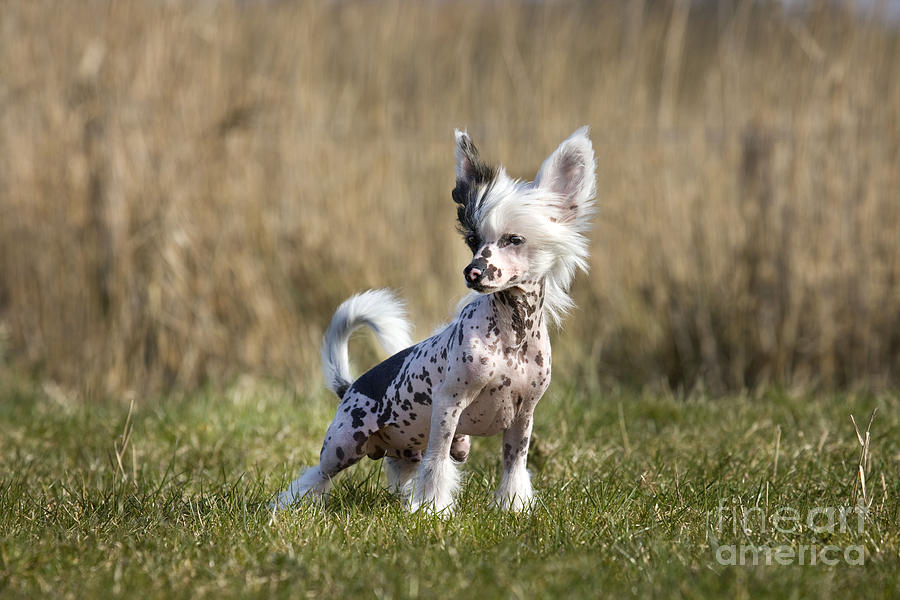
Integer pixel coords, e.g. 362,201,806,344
465,280,498,293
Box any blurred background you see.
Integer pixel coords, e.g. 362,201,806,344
1,0,898,398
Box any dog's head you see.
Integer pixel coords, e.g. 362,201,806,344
451,128,596,309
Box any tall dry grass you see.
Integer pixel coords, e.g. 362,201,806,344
1,0,898,396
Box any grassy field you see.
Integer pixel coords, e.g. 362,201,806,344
2,377,898,598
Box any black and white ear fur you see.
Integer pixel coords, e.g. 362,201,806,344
454,130,494,186
453,130,496,235
534,127,596,226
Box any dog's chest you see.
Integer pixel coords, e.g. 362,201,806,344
457,337,551,436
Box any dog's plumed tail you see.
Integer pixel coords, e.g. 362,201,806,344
321,289,413,398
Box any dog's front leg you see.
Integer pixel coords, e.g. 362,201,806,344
495,411,535,512
408,385,474,515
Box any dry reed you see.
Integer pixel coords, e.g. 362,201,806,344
1,0,898,396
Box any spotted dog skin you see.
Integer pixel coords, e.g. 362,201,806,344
272,127,595,515
322,282,550,476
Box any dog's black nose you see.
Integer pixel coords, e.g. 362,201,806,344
464,257,489,288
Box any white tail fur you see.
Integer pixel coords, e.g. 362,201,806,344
320,289,413,397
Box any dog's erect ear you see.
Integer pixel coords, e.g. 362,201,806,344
534,127,596,221
455,129,494,186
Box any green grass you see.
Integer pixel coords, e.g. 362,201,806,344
1,378,898,598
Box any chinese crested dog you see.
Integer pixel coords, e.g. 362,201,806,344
273,127,595,514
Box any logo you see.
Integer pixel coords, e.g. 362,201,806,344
707,498,867,566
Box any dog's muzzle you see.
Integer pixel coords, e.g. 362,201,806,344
464,257,488,290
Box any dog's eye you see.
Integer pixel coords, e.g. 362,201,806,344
465,234,479,250
508,234,525,246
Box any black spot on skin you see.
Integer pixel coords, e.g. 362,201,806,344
376,403,392,428
492,289,533,345
535,352,543,366
481,247,492,258
350,346,414,401
336,447,345,460
350,407,366,428
413,392,431,405
483,263,498,281
448,323,459,350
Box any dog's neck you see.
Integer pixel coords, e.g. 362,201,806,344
489,279,545,348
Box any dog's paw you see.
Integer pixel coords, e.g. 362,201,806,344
269,466,331,518
406,493,455,516
493,491,535,513
406,459,459,516
268,487,328,524
269,489,299,513
494,467,534,512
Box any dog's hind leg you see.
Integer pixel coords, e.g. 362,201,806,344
449,433,471,463
384,456,419,496
271,397,379,511
271,464,332,510
271,432,368,511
